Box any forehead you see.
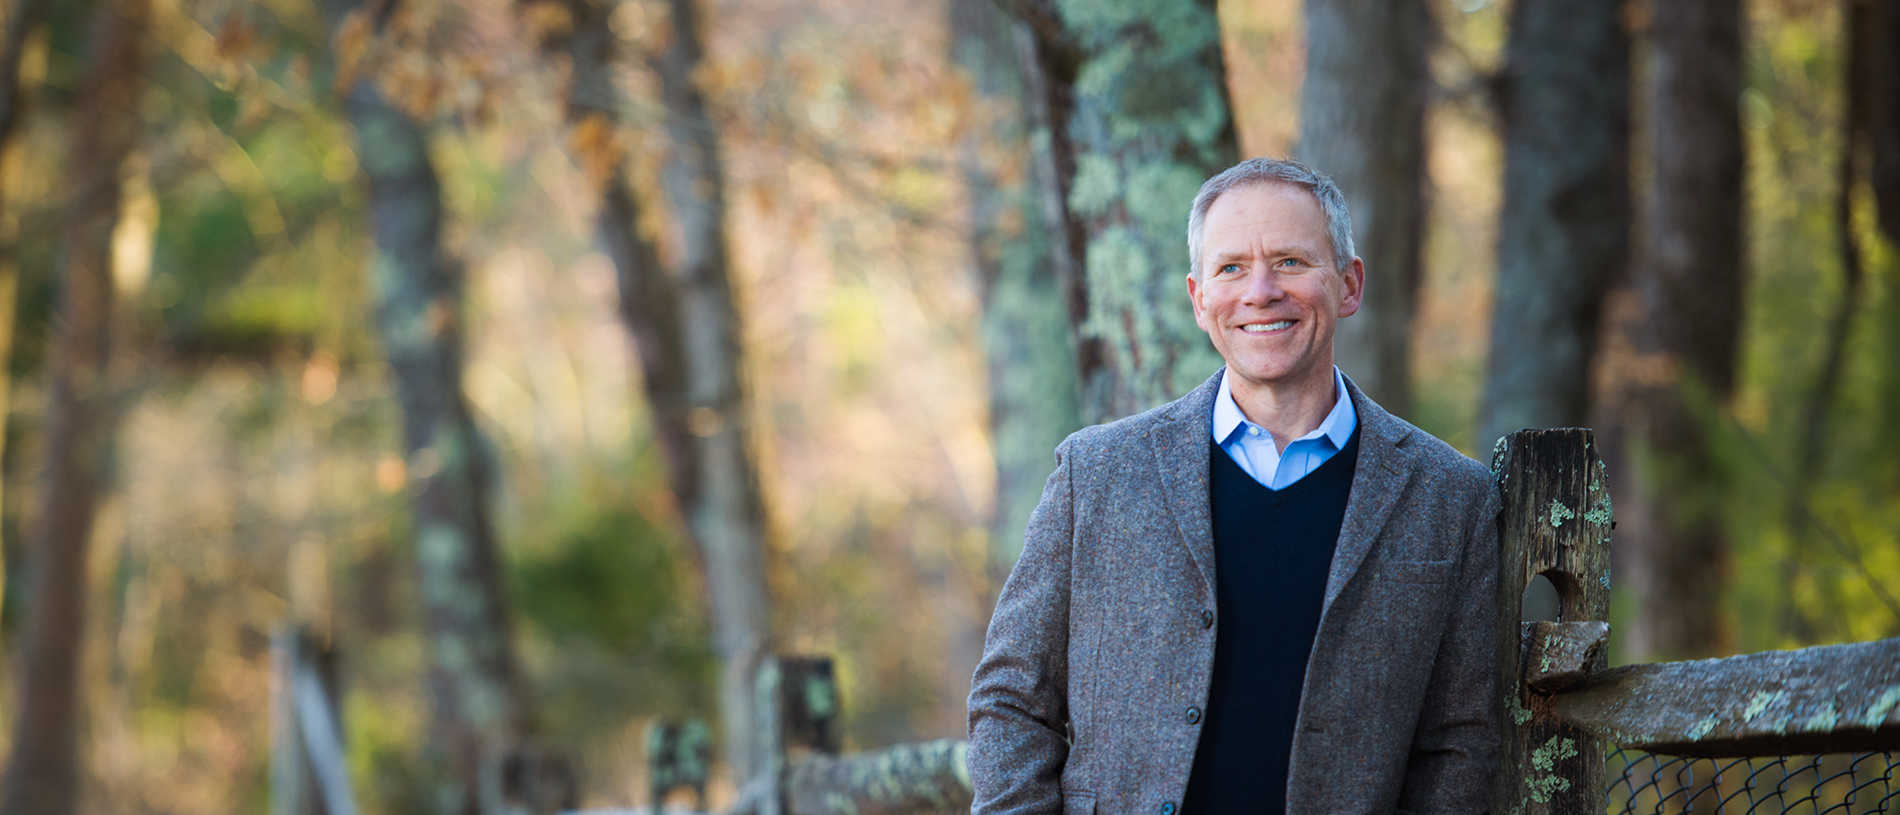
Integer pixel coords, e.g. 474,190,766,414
1202,182,1329,251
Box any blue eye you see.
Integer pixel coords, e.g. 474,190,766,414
1219,263,1242,275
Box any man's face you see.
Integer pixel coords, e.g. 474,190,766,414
1187,182,1364,397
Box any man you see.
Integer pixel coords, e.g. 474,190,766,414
967,158,1500,815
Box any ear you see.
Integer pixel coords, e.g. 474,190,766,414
1337,257,1365,318
1187,273,1209,331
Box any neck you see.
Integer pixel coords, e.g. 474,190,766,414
1230,364,1338,452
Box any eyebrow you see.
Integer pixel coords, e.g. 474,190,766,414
1208,245,1324,265
1208,250,1251,265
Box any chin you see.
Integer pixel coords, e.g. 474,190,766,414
1229,365,1295,388
1230,355,1323,386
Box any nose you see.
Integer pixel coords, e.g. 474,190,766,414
1239,263,1285,307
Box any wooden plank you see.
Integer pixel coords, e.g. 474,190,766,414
1522,621,1611,694
1490,429,1614,815
1551,637,1900,757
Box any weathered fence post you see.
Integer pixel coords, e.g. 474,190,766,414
648,719,712,810
1491,429,1614,815
776,657,840,755
753,655,841,815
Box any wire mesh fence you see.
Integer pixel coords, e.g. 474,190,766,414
1607,748,1899,814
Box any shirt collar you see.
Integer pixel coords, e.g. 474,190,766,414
1212,366,1358,448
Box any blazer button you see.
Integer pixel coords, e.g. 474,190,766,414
1161,802,1177,815
1200,609,1214,629
1185,706,1202,724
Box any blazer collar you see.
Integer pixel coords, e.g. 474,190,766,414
1323,375,1418,615
1146,369,1224,593
1144,368,1418,604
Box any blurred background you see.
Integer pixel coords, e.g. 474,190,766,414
0,0,1895,811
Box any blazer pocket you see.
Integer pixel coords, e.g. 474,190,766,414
1379,558,1455,584
1062,792,1096,815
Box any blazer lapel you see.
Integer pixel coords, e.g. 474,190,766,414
1147,370,1223,594
1322,377,1418,615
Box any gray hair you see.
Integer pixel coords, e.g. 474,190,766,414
1186,157,1356,277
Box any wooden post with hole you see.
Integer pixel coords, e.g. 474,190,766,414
1490,429,1614,815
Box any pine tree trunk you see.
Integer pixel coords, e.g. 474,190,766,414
328,5,537,809
0,1,144,813
1296,0,1428,418
1477,0,1630,453
1008,0,1239,424
1621,0,1743,661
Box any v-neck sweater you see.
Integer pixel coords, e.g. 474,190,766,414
1181,423,1361,814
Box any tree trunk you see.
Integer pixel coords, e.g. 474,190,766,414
327,5,541,811
1775,0,1871,641
1870,0,1900,248
0,0,144,813
1296,0,1429,418
528,0,775,783
0,0,53,617
649,0,775,781
1620,0,1744,660
1868,0,1900,473
945,0,1082,739
948,0,1080,581
1476,0,1629,453
1008,0,1239,424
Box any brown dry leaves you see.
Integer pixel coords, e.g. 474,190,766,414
567,112,625,192
331,0,515,124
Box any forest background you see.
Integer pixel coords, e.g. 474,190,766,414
0,0,1896,812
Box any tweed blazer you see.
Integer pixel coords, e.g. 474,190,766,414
968,369,1501,815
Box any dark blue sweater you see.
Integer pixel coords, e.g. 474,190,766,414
1181,426,1360,814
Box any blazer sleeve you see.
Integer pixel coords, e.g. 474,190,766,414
967,438,1079,815
1398,478,1503,813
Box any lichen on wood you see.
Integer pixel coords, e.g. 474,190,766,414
1523,621,1610,694
1524,736,1577,803
784,740,972,815
1491,429,1612,815
1548,637,1900,757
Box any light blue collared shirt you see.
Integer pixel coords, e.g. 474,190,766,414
1211,366,1357,491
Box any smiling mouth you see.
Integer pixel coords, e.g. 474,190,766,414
1240,320,1295,333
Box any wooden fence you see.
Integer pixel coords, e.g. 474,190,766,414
1489,428,1898,815
279,428,1900,814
